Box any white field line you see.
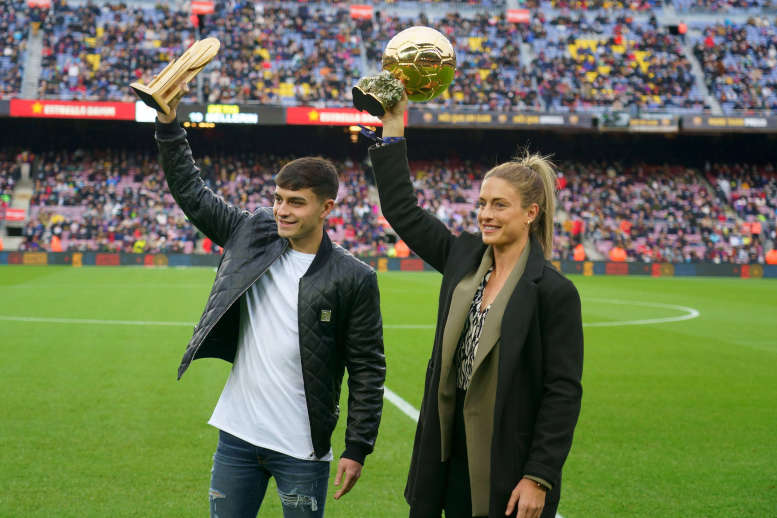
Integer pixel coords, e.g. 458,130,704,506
0,316,430,329
383,386,420,422
584,298,700,327
0,315,196,326
0,297,699,329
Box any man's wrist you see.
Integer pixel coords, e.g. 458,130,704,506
156,110,177,124
341,443,370,465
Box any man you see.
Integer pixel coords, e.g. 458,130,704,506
154,92,385,518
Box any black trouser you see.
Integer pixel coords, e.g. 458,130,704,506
444,389,486,518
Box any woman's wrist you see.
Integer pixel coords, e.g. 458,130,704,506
382,120,404,138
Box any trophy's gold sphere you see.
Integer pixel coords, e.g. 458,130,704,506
382,26,456,103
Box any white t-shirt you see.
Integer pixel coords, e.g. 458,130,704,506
209,248,333,461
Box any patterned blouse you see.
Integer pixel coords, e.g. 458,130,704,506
455,266,494,390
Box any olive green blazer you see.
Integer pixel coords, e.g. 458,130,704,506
438,243,530,513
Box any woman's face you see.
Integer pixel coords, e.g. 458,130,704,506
477,176,538,248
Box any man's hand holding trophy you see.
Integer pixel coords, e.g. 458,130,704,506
130,37,221,123
352,26,456,118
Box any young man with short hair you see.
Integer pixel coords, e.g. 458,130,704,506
155,98,385,518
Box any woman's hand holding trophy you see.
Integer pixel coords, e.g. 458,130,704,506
353,26,456,122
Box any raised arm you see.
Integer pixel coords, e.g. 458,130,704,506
367,97,455,273
154,92,247,247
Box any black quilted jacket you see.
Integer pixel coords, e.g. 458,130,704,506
155,120,385,464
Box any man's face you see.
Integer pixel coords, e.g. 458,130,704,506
273,186,333,242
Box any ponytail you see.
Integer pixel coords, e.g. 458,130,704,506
518,152,557,260
484,151,558,259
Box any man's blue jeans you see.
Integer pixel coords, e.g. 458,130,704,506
209,430,330,518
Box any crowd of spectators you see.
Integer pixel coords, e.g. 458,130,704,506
673,0,775,12
0,0,28,100
532,0,661,10
18,148,386,255
1,0,771,114
709,162,776,228
199,3,363,105
557,162,773,263
524,12,706,113
12,148,775,264
361,10,706,112
0,150,19,214
38,2,194,102
692,18,777,113
36,1,362,106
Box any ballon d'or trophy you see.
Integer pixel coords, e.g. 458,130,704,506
130,37,221,115
353,26,456,117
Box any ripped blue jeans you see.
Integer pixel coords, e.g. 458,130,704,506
209,430,329,518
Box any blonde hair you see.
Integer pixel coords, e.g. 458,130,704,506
483,151,557,259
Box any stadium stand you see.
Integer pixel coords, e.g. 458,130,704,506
557,162,771,263
692,19,777,113
361,10,708,112
199,4,364,105
0,151,19,209
36,1,362,105
1,1,775,265
1,0,768,114
0,0,28,99
523,12,707,113
39,2,193,102
14,148,775,263
673,0,776,12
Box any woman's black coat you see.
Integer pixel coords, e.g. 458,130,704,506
369,141,584,518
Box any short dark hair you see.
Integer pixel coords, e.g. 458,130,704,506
275,157,339,201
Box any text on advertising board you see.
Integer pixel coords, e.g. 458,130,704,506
1,208,26,222
10,99,135,120
286,107,392,126
187,104,259,124
683,115,777,131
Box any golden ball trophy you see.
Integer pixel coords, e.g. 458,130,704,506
130,37,220,115
353,26,456,117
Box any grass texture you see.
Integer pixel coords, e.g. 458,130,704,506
0,266,775,517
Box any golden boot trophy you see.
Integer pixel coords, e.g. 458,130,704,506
353,26,456,117
130,37,220,115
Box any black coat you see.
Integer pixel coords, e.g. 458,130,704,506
156,120,386,464
369,141,583,517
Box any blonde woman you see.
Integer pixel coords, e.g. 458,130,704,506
370,97,583,518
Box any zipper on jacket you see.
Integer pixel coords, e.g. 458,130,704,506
187,240,289,363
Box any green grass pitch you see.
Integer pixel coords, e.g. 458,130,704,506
0,266,775,517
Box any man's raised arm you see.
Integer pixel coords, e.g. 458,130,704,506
154,89,247,247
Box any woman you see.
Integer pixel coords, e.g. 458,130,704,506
369,97,584,518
